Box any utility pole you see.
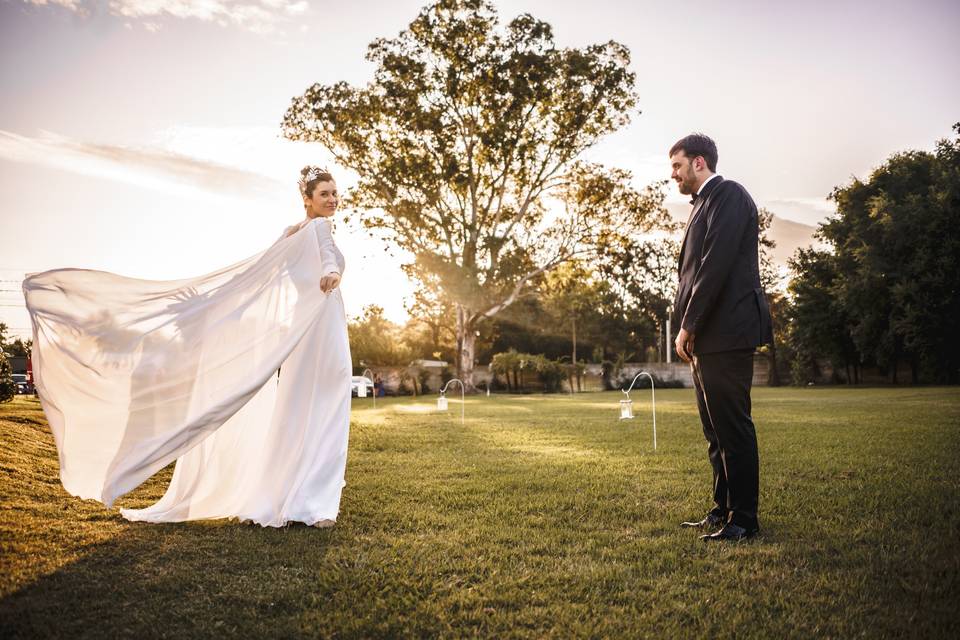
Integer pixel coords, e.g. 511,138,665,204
571,315,577,365
665,308,672,364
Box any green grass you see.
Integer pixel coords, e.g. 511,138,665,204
2,387,958,638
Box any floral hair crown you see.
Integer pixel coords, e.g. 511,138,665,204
298,166,331,196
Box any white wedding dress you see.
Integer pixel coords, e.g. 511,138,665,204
22,217,351,527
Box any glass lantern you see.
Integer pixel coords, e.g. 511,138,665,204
437,394,448,411
619,398,634,420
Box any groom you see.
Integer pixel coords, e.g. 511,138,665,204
669,133,773,542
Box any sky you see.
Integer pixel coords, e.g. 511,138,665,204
2,0,958,339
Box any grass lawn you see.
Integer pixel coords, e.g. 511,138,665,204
1,387,958,638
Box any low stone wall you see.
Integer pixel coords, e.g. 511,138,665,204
514,355,770,392
354,365,496,396
361,354,776,395
614,363,695,388
487,362,694,393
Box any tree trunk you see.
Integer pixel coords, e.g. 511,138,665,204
891,347,899,384
459,332,476,391
455,304,476,391
455,306,464,380
431,325,441,358
571,315,577,364
657,320,663,363
891,335,903,384
767,343,781,386
571,315,577,394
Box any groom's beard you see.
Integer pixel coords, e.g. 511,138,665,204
677,169,697,195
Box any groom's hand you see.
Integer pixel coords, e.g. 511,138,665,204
675,328,695,362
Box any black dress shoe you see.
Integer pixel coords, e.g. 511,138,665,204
700,523,759,542
680,513,724,529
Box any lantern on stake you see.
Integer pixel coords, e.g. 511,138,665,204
360,368,375,407
619,371,658,451
437,378,465,426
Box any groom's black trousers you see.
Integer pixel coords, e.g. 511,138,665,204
691,348,760,530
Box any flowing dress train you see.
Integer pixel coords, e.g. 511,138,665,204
22,217,351,526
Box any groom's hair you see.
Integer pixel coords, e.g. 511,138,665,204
669,134,718,172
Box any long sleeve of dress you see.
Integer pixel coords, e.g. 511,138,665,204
312,218,342,276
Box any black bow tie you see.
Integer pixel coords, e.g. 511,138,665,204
689,194,699,205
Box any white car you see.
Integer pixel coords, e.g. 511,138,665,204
12,373,33,395
351,376,375,397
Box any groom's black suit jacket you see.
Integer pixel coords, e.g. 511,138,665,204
673,175,774,354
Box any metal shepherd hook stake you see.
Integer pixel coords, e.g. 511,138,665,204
361,368,376,409
620,371,657,451
438,378,466,427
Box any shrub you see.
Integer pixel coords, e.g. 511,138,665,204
0,356,15,403
417,369,431,394
530,355,566,393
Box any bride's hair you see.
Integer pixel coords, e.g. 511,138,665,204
299,166,334,198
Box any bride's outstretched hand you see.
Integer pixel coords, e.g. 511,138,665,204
166,286,206,312
320,272,341,293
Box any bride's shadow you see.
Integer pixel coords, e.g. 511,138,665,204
0,513,341,638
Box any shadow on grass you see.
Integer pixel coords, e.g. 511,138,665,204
1,519,344,639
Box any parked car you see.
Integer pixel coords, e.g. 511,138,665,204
351,376,374,397
12,374,33,395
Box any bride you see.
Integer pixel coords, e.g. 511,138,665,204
22,166,352,527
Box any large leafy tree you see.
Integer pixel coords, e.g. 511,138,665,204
786,248,860,384
595,230,679,361
282,0,666,388
0,323,25,403
756,207,783,384
820,124,960,382
348,305,412,368
402,287,458,362
0,323,31,358
484,268,655,367
539,262,600,365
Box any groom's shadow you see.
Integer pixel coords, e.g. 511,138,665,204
0,511,341,639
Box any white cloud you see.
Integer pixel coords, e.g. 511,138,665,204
0,128,284,202
152,124,345,187
766,196,836,213
23,0,311,34
261,0,306,12
285,1,307,15
0,124,355,208
764,197,837,228
25,0,82,10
